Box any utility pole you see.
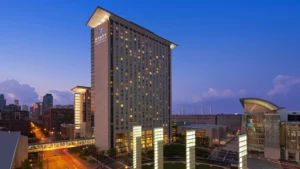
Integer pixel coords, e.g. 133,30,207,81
202,104,204,115
210,106,212,115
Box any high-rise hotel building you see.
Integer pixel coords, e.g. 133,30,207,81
87,6,177,151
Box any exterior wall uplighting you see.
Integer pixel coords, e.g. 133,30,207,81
186,130,196,169
133,126,142,169
154,127,164,169
74,93,81,130
238,134,247,169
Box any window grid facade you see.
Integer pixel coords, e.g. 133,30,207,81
88,7,176,151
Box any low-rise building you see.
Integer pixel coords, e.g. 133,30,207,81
42,107,74,132
172,114,242,133
0,131,28,169
0,110,30,120
240,97,300,163
0,110,30,136
60,124,74,139
0,120,30,136
175,122,227,147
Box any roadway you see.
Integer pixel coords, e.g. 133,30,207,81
43,149,88,169
30,122,52,142
30,122,89,169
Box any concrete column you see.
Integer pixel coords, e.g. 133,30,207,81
127,131,131,151
186,130,196,169
133,126,142,169
296,151,299,163
238,134,247,169
154,127,164,169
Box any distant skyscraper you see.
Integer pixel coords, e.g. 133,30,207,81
14,99,19,106
37,102,43,115
0,94,6,111
43,93,53,112
87,6,177,150
32,103,39,122
22,105,29,111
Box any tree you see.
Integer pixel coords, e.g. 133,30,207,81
96,150,106,160
107,148,117,157
176,133,186,144
146,150,154,159
28,133,36,138
196,137,209,147
87,145,98,157
38,159,43,169
21,159,32,169
80,145,98,157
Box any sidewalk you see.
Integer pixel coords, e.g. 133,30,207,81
248,154,300,169
71,153,98,169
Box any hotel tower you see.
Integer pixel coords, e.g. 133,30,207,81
87,6,177,152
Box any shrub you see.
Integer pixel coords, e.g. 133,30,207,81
21,159,32,169
107,148,117,157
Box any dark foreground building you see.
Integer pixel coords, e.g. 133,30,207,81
42,107,74,132
0,110,30,136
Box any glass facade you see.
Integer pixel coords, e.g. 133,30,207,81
264,114,280,148
243,100,277,152
281,123,300,150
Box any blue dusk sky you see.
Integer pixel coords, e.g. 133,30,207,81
0,0,300,113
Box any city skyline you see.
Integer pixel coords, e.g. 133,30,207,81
1,0,300,113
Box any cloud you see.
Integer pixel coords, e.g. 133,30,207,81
267,75,300,96
0,79,39,105
192,88,246,103
49,90,73,105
